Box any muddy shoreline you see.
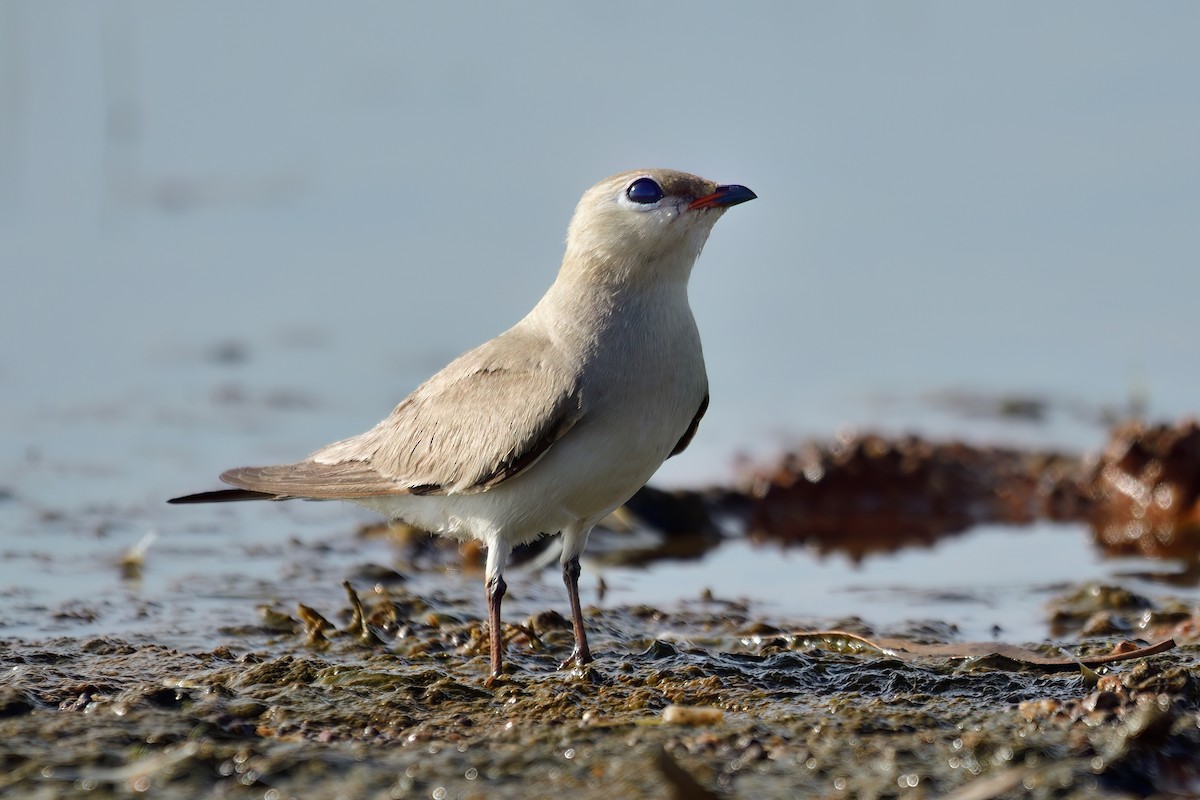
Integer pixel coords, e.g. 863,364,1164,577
4,420,1200,798
4,573,1199,798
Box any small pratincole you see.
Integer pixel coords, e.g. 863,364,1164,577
170,169,756,681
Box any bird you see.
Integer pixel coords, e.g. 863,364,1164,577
169,168,756,682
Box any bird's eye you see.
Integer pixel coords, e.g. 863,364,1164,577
625,177,664,205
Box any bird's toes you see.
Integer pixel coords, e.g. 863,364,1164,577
559,647,595,671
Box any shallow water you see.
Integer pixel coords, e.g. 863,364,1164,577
0,319,1197,649
3,458,1198,653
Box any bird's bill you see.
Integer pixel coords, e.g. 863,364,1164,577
688,184,757,211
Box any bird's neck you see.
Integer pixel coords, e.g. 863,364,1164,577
557,241,701,291
531,260,693,348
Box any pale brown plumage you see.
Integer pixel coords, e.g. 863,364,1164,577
221,327,585,499
170,168,755,682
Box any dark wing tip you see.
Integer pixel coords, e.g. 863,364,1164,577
168,488,278,504
669,393,709,458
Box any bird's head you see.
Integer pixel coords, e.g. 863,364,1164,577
563,169,755,286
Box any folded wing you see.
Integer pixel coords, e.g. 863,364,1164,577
216,330,584,500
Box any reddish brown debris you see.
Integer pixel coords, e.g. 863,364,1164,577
1085,419,1200,558
737,419,1200,562
739,432,1083,561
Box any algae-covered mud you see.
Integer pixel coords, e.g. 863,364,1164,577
3,573,1199,799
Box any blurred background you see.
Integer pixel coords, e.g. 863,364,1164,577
1,3,1197,644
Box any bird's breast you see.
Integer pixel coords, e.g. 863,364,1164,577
569,288,708,469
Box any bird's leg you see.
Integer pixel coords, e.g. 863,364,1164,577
484,543,510,686
485,572,507,685
561,555,593,668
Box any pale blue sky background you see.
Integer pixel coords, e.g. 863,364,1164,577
4,4,1197,494
0,4,1197,639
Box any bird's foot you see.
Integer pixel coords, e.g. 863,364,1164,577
559,645,594,671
